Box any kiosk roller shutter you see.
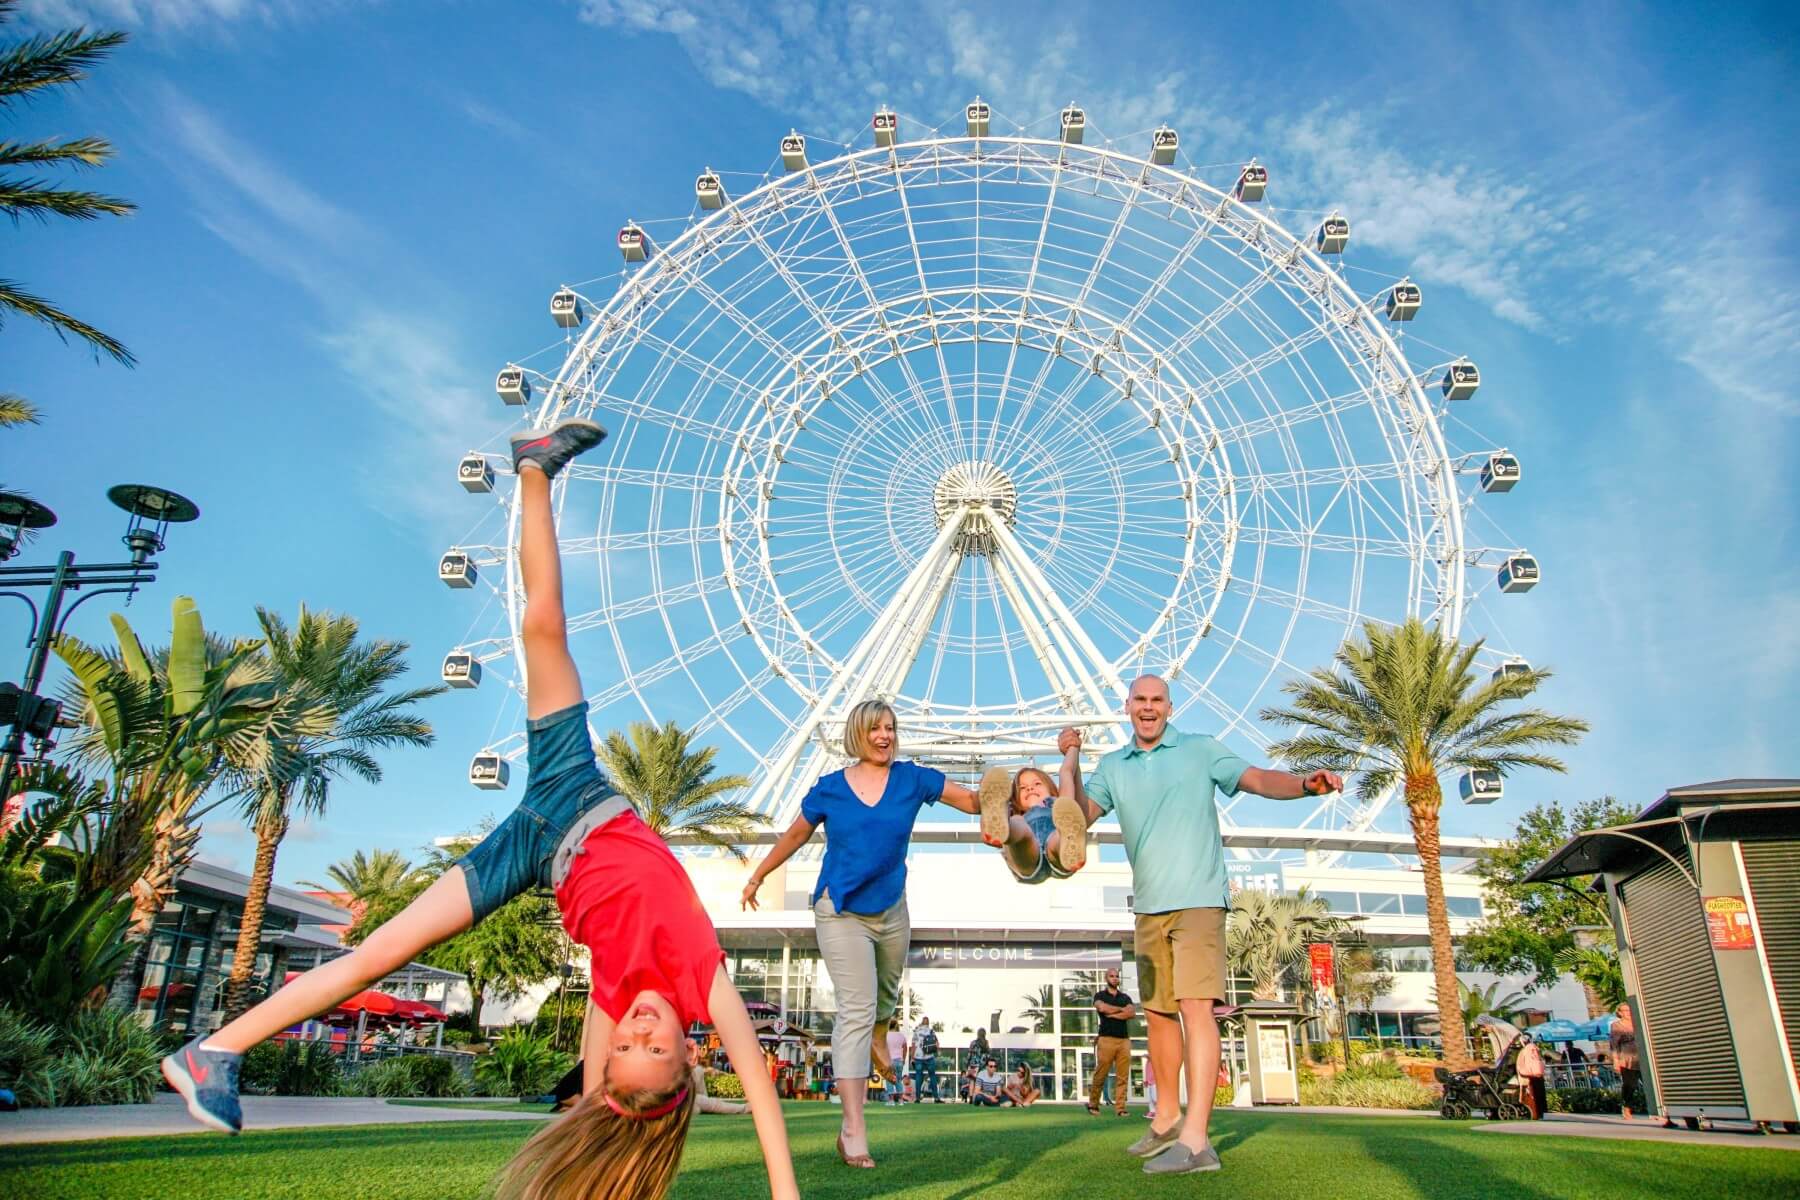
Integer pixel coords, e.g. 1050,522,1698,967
1620,859,1745,1109
1740,841,1800,1088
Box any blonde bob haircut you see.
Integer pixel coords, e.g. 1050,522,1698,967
842,698,899,761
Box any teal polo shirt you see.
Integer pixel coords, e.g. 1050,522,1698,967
1085,727,1248,914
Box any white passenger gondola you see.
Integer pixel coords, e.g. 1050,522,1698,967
1060,105,1085,144
618,222,647,263
780,131,807,171
470,752,509,790
1235,160,1267,202
1151,125,1178,165
1386,280,1422,321
442,651,481,689
1316,213,1349,254
550,288,583,329
1491,658,1530,684
1498,554,1539,593
1441,358,1480,401
695,171,724,209
457,454,494,493
496,365,530,406
872,107,897,147
966,99,990,137
1480,453,1521,493
1459,768,1504,804
439,550,476,589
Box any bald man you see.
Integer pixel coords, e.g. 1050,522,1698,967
1059,675,1340,1176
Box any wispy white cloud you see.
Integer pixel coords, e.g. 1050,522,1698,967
17,0,349,32
154,87,491,528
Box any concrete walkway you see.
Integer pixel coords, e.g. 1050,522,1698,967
1472,1112,1800,1151
0,1093,552,1146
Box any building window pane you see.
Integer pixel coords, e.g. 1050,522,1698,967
1445,896,1483,918
1400,894,1427,916
1359,892,1401,914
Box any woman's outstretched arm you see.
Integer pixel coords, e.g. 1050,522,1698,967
741,815,816,909
937,779,981,815
710,965,799,1200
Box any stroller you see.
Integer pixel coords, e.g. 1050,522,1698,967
1436,1015,1531,1121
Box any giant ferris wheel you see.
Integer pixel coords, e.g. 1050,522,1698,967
438,101,1537,840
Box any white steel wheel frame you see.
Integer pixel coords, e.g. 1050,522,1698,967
452,115,1520,841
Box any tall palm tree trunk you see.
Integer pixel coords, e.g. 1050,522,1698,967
1407,778,1472,1070
222,809,288,1022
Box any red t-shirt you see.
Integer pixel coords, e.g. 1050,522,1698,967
553,811,724,1026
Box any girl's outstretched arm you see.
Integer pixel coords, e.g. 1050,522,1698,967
709,964,800,1200
1058,735,1103,823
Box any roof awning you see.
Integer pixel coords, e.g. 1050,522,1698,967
1527,797,1800,884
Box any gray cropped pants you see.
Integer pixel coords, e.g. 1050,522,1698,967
814,893,910,1080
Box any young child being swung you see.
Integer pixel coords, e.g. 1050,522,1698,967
161,419,798,1200
973,739,1090,883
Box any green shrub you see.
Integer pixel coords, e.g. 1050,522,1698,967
348,1054,470,1098
1300,1075,1438,1110
260,1039,343,1097
1340,1058,1406,1082
474,1028,569,1099
0,1004,163,1107
241,1041,284,1094
705,1070,744,1100
443,1029,474,1047
1547,1087,1621,1114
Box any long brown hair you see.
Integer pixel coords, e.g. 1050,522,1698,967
495,1071,697,1200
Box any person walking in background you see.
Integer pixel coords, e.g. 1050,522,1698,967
967,1027,991,1076
911,1018,942,1103
883,1024,909,1105
740,701,987,1169
1088,967,1136,1116
1517,1037,1546,1119
1059,675,1341,1176
1610,1003,1642,1120
1143,1053,1157,1118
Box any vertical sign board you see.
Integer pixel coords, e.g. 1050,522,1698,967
1309,943,1335,992
1703,895,1756,950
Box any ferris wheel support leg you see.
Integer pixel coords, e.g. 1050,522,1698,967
740,512,972,820
981,505,1127,709
988,550,1095,714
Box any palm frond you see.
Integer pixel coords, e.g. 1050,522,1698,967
0,276,134,364
0,391,36,425
0,26,127,106
0,135,112,169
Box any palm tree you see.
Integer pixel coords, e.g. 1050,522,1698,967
299,847,416,909
1226,888,1341,1001
595,720,759,860
1019,983,1056,1033
1,2,136,424
219,606,443,1022
1554,944,1625,1012
1261,617,1587,1069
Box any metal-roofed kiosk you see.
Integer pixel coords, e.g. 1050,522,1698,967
1529,779,1800,1133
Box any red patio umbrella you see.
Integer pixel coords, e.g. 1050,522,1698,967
338,989,402,1016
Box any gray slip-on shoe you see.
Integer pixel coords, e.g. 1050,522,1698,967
1143,1142,1222,1175
1126,1123,1181,1158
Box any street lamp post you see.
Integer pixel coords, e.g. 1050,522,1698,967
0,485,200,806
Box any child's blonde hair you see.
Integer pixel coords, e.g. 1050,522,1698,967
496,1068,697,1200
842,698,898,761
1010,767,1056,815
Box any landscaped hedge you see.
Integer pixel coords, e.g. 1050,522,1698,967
345,1054,469,1099
1300,1074,1439,1110
705,1070,744,1099
0,1005,167,1108
240,1039,343,1097
1547,1087,1621,1114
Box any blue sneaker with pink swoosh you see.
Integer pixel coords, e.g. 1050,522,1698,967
161,1036,244,1133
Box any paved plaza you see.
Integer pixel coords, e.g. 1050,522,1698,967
0,1093,552,1146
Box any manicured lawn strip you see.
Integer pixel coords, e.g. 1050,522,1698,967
5,1103,1796,1199
385,1098,553,1114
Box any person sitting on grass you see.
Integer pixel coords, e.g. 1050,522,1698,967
159,419,798,1200
1004,1062,1041,1107
959,1060,981,1103
970,1058,1010,1107
974,739,1089,883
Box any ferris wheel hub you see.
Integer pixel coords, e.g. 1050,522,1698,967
932,460,1019,555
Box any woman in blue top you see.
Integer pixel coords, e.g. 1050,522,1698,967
741,698,983,1169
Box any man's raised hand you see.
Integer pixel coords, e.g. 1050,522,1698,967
1303,770,1345,796
1057,726,1082,756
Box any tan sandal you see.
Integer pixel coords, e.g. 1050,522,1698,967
1051,793,1088,872
978,766,1013,846
837,1132,876,1169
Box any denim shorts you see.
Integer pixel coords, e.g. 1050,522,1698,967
457,702,623,922
1009,806,1073,885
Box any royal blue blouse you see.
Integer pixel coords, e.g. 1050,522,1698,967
801,760,946,915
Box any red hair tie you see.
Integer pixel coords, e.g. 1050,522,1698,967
603,1087,689,1121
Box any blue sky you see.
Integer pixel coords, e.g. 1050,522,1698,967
4,0,1796,887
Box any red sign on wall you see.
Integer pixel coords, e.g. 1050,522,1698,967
1309,943,1335,991
1704,895,1755,950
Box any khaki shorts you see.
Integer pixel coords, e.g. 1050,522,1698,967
1135,906,1227,1013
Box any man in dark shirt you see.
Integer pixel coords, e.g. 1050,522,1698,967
1088,966,1136,1115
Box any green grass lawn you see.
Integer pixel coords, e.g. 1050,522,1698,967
5,1102,1796,1199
